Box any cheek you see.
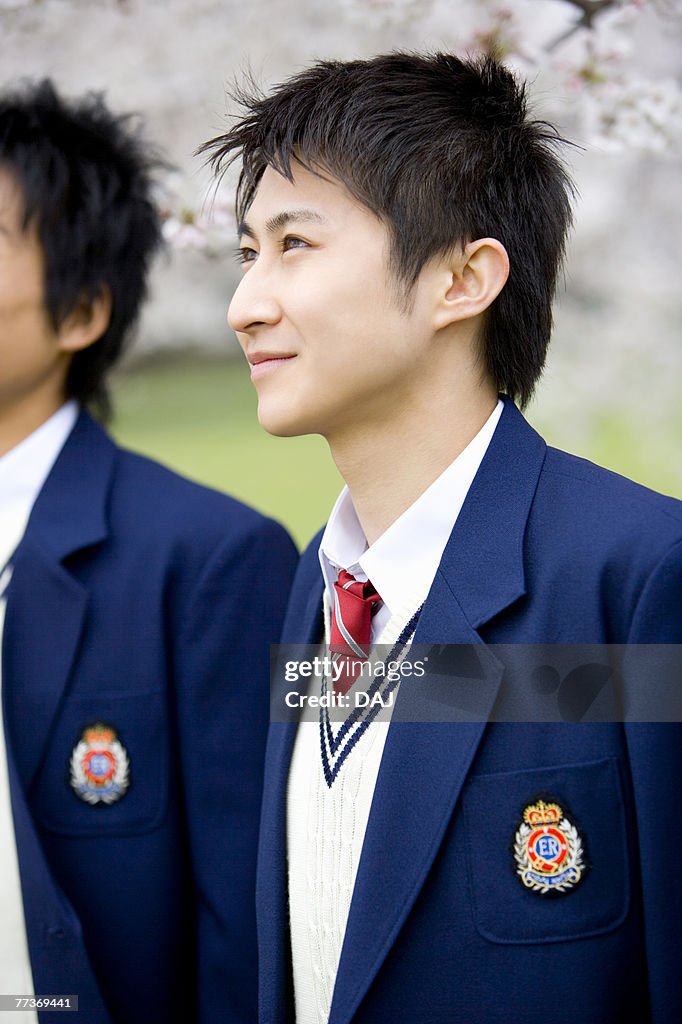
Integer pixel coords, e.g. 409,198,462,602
306,276,394,340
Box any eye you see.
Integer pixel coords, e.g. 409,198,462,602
235,245,258,266
281,235,309,253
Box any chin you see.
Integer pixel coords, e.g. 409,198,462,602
257,404,315,438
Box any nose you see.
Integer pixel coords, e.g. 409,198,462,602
228,265,282,335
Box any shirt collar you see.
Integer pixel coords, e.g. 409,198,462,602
319,399,503,617
0,401,79,519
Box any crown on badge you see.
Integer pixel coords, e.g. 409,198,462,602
83,723,115,744
523,800,563,826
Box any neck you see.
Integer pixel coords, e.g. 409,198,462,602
329,381,499,546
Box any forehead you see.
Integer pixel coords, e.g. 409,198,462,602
243,163,383,237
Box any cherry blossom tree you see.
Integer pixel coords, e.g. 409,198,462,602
157,0,682,251
2,0,678,251
1,0,679,475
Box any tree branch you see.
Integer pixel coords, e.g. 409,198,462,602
562,0,619,28
546,0,619,52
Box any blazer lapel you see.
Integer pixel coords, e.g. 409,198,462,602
2,412,114,793
329,400,548,1024
258,570,324,1024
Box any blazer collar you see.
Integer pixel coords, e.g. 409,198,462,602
24,410,114,560
430,395,547,632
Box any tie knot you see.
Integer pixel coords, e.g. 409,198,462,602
336,568,380,604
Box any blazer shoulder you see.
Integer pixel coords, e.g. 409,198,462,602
110,443,297,557
541,446,682,536
294,526,325,582
530,448,682,629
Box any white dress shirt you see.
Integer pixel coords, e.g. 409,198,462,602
0,402,78,1023
287,400,503,1024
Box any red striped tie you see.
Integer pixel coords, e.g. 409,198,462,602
330,569,382,695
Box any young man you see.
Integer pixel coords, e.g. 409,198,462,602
0,81,297,1023
205,53,682,1024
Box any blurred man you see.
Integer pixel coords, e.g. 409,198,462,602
0,80,297,1023
204,53,682,1024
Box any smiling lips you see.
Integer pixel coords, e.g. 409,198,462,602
248,352,296,380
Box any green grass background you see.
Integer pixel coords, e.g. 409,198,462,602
110,354,682,550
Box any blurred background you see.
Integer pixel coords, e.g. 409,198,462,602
2,0,680,547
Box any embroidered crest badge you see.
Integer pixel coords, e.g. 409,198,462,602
69,723,130,805
514,799,585,895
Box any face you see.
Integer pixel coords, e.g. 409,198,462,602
228,164,440,444
0,167,69,426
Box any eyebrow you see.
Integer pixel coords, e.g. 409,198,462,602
238,208,326,240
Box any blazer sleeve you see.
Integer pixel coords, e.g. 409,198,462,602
624,538,682,1024
170,515,298,1024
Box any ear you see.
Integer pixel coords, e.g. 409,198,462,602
432,238,509,331
56,287,113,354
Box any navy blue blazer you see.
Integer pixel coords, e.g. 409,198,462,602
258,398,682,1024
2,411,298,1024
